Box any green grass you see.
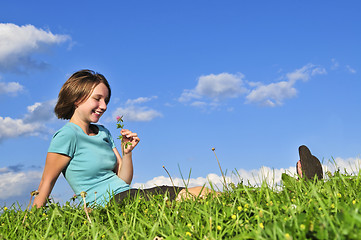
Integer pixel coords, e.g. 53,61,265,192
1,170,361,239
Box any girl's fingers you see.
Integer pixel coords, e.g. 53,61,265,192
121,129,138,138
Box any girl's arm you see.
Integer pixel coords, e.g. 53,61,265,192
32,152,71,208
113,148,133,184
113,129,139,184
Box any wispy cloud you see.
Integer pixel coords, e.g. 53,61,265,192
0,168,42,200
346,65,356,74
246,64,326,107
0,23,71,73
24,99,57,123
111,96,162,122
331,58,339,70
0,81,24,96
179,73,248,103
0,99,56,142
179,64,326,108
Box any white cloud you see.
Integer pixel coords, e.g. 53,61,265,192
246,81,297,107
125,96,158,105
180,64,326,108
0,117,43,141
24,99,57,123
0,99,56,142
132,157,361,190
113,106,163,122
286,64,326,84
111,96,162,122
0,169,42,199
179,73,247,103
0,81,24,95
346,65,356,74
0,23,71,72
246,64,326,107
331,58,339,70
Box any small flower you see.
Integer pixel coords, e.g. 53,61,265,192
300,224,305,230
337,193,342,198
331,204,335,209
187,223,192,228
353,200,356,205
116,116,122,122
3,207,8,211
309,222,314,231
186,232,192,237
285,233,292,240
31,190,39,196
238,206,242,211
211,147,215,151
217,225,222,230
259,223,264,229
101,235,105,239
80,191,87,198
244,204,249,208
231,214,236,220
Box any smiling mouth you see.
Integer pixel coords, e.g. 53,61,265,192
93,110,103,116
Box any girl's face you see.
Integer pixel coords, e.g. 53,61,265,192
73,83,109,124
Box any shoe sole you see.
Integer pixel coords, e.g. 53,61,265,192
298,145,323,180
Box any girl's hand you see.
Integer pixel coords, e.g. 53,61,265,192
120,129,140,154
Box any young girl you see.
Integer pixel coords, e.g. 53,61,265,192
33,69,212,208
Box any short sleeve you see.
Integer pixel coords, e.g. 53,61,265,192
48,126,77,158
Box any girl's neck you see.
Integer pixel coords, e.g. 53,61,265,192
69,118,93,135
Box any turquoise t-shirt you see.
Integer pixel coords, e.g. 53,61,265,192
48,122,130,207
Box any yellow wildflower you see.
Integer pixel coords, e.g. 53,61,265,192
331,204,335,209
186,232,192,237
231,214,236,220
309,222,314,231
300,224,305,230
3,207,8,211
285,233,292,240
353,200,356,205
259,223,264,229
337,193,342,198
238,206,242,211
217,225,222,230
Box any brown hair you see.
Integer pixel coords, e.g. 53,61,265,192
54,69,111,120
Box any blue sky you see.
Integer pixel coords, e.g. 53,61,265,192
1,1,361,207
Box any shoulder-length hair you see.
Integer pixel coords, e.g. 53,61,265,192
54,69,111,120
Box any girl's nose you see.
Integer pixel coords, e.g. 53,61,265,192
100,100,107,110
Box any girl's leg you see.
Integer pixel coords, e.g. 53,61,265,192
176,186,219,201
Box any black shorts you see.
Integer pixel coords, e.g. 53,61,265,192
108,185,185,205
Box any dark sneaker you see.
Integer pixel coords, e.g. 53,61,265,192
298,145,323,180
